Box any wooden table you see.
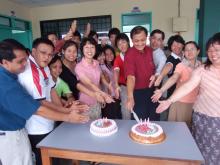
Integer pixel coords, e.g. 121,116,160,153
38,120,204,165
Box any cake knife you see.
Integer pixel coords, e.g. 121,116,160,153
131,110,140,123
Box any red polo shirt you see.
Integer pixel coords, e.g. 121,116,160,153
124,46,155,89
113,53,126,85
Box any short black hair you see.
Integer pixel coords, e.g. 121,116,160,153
204,33,220,69
73,30,82,41
150,29,165,40
167,35,185,51
62,40,78,52
108,27,120,38
3,38,26,51
184,41,200,50
94,45,103,60
115,33,130,49
211,32,220,45
103,45,116,56
103,45,116,68
32,38,55,50
47,32,58,38
80,37,97,56
88,30,98,39
0,40,26,63
130,26,148,39
48,54,62,68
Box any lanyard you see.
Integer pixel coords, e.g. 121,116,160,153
30,60,48,96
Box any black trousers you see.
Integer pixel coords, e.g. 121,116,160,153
132,88,160,121
102,99,122,119
28,133,50,165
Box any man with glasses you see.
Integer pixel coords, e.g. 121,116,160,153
0,40,89,165
17,38,89,165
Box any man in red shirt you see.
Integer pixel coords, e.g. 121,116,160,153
124,26,159,120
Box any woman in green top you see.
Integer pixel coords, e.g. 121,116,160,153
49,55,73,104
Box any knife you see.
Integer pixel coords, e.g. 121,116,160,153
131,110,140,123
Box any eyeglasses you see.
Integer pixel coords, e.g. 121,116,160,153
207,49,220,53
37,49,54,58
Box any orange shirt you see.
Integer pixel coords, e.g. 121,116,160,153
174,63,199,103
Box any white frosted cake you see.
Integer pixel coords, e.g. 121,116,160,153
129,119,166,144
90,118,118,137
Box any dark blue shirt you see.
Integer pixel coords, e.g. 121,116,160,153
0,67,40,131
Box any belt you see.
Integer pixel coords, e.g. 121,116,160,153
0,129,23,136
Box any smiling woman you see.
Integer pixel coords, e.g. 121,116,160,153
75,37,114,120
155,32,220,165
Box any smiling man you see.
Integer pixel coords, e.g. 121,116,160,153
0,40,89,165
150,29,167,77
17,38,89,165
124,26,160,121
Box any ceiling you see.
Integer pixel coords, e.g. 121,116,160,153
9,0,102,7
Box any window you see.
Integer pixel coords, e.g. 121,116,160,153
0,16,11,27
40,15,112,39
121,12,152,46
0,14,32,49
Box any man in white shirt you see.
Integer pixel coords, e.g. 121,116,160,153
18,38,89,165
0,39,89,165
150,29,167,77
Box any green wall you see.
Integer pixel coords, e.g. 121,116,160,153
0,14,32,49
199,0,220,60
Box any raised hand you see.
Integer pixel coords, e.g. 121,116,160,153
64,29,73,41
156,100,172,114
84,22,91,37
151,89,163,103
71,20,77,33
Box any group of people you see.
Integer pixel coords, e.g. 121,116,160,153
0,19,220,165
